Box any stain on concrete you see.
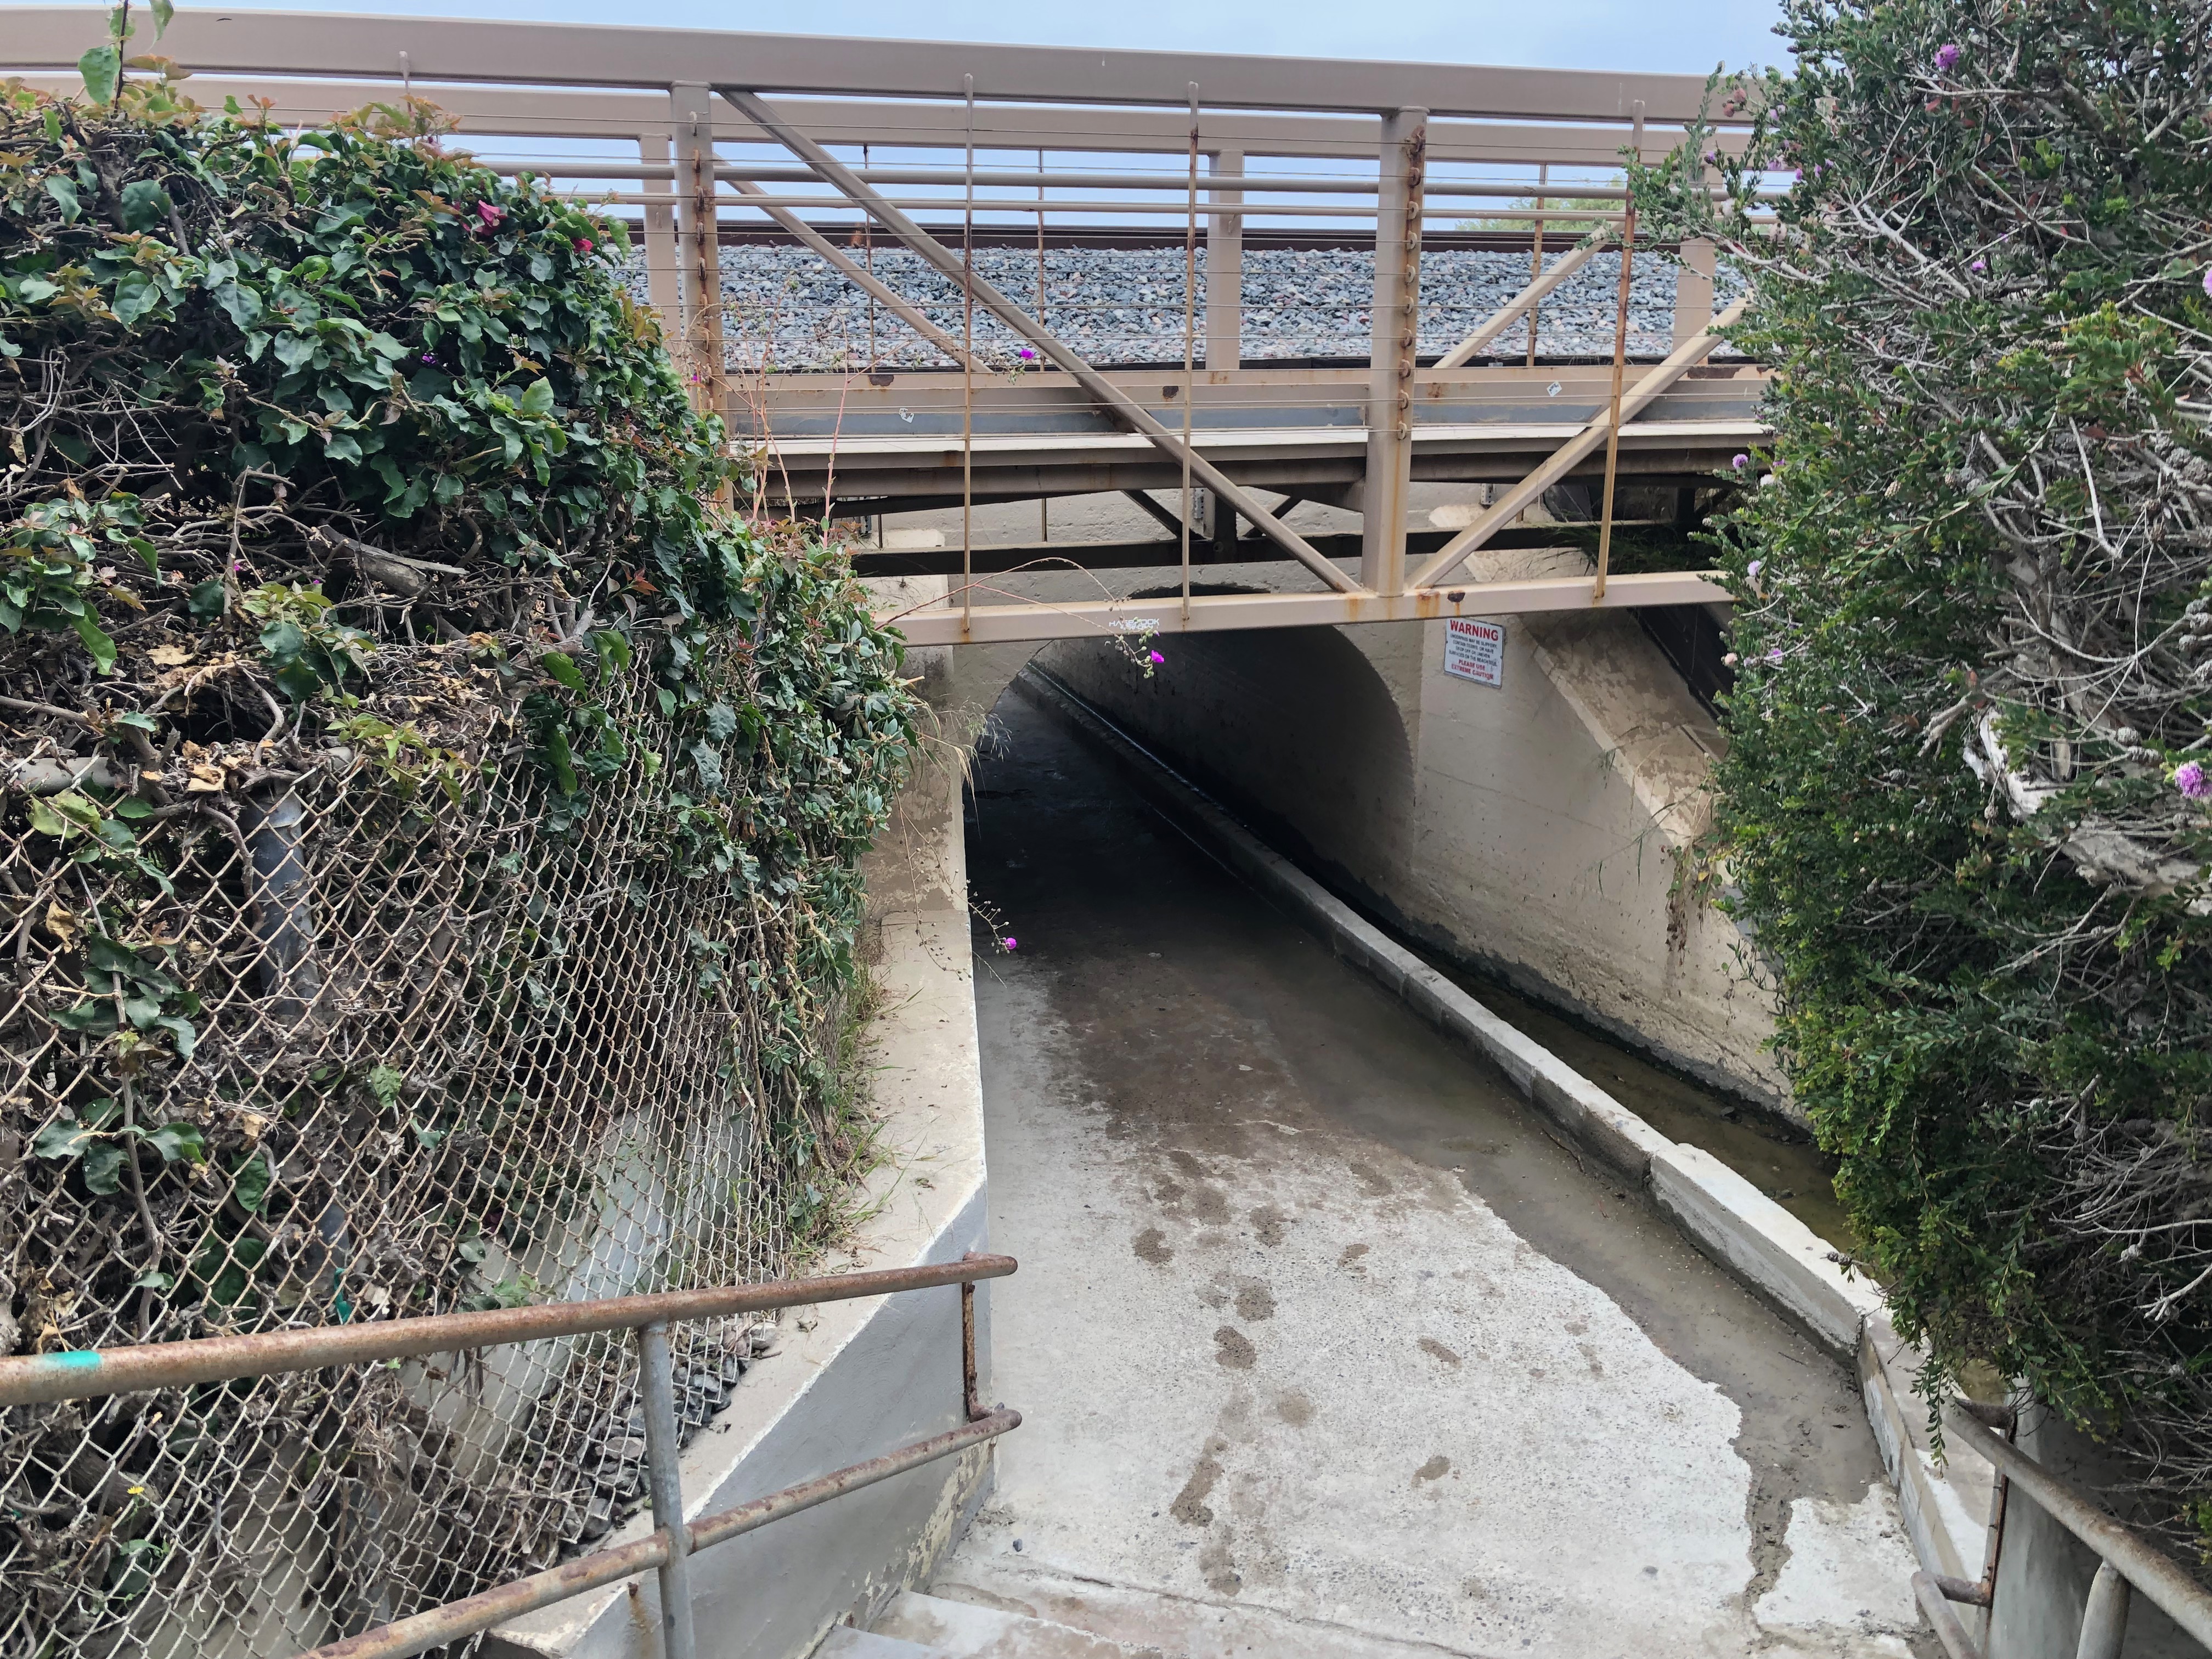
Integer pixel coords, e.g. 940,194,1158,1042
1212,1327,1256,1370
1418,1336,1462,1368
1247,1206,1287,1245
1132,1227,1172,1266
1414,1454,1451,1485
1189,1184,1231,1224
1196,1536,1243,1596
1336,1242,1369,1269
1169,1444,1225,1527
1346,1160,1393,1197
1273,1390,1313,1427
1233,1282,1276,1323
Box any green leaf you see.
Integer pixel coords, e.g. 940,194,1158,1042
78,43,121,106
273,334,318,373
148,0,173,38
592,629,633,674
43,173,81,222
72,610,117,674
259,618,306,664
27,798,74,840
211,279,263,329
82,1142,128,1195
119,180,170,233
144,1122,206,1164
544,725,579,796
233,1150,273,1214
32,1119,99,1160
188,578,228,619
539,650,586,692
54,1002,120,1036
114,797,154,820
132,1268,174,1290
516,377,555,417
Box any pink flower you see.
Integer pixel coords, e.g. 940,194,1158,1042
1766,646,1784,664
1148,650,1165,665
574,236,594,253
1746,559,1764,579
2203,267,2212,300
1731,453,1750,471
1935,43,1961,71
1002,936,1018,951
2176,761,2210,800
1017,347,1037,360
474,201,505,232
1970,258,1987,273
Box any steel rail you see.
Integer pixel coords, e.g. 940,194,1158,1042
720,84,1361,596
1943,1408,2212,1648
0,1254,1017,1407
298,1410,1020,1659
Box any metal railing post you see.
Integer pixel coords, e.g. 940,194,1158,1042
1672,236,1716,349
2076,1561,2132,1659
638,1321,699,1659
1360,106,1426,597
1205,146,1243,372
671,82,723,424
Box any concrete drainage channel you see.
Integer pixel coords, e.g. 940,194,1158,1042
890,658,1994,1659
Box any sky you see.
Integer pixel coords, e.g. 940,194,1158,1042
19,0,1794,79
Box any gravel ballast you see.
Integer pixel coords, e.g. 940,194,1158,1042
629,243,1741,372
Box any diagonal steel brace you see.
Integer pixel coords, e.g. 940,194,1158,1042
716,84,1360,595
726,178,974,368
1408,295,1750,590
1432,241,1599,370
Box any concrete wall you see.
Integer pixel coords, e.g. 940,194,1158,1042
486,675,997,1659
1029,539,1786,1112
1986,1412,2208,1659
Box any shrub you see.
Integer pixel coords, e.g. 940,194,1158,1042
1,20,919,1641
1633,0,2212,1542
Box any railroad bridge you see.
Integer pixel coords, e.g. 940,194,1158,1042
17,14,2180,1659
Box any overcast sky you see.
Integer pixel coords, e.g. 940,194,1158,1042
38,0,1791,78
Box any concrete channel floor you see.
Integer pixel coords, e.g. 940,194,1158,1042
933,690,1929,1659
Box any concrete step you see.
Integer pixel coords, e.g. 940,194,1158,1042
873,1590,1169,1659
817,1626,955,1659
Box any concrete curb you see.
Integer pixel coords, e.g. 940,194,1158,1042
1012,663,1874,1358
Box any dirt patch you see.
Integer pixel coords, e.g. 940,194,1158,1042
1414,1454,1452,1485
1418,1337,1463,1367
1132,1227,1172,1266
1234,1282,1276,1322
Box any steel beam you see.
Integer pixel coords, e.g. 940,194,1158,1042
5,10,1743,122
1362,110,1426,595
721,84,1359,596
4,71,1750,166
1408,296,1751,589
1432,242,1600,370
883,569,1730,646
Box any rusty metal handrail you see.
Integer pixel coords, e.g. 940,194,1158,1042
2,1254,1020,1659
1914,1405,2212,1659
0,1253,1013,1406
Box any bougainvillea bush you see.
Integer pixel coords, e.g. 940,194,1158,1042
1634,0,2212,1542
1,25,919,1645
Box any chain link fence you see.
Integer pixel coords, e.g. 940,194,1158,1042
2,652,859,1658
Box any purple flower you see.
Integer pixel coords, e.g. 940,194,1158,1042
1746,559,1764,579
1970,258,1987,273
421,351,437,363
1935,42,1961,71
1731,453,1750,471
1002,936,1019,951
2177,761,2210,801
1148,650,1165,665
1017,347,1037,360
1766,646,1785,664
2203,267,2212,300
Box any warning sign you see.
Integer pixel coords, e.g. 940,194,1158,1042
1442,617,1506,687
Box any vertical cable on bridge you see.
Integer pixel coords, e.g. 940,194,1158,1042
1182,83,1198,622
962,74,975,636
1593,101,1645,605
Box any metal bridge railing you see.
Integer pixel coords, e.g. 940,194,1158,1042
0,1254,1020,1659
1912,1403,2212,1659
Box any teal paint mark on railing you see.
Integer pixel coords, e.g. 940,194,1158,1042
43,1351,103,1370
